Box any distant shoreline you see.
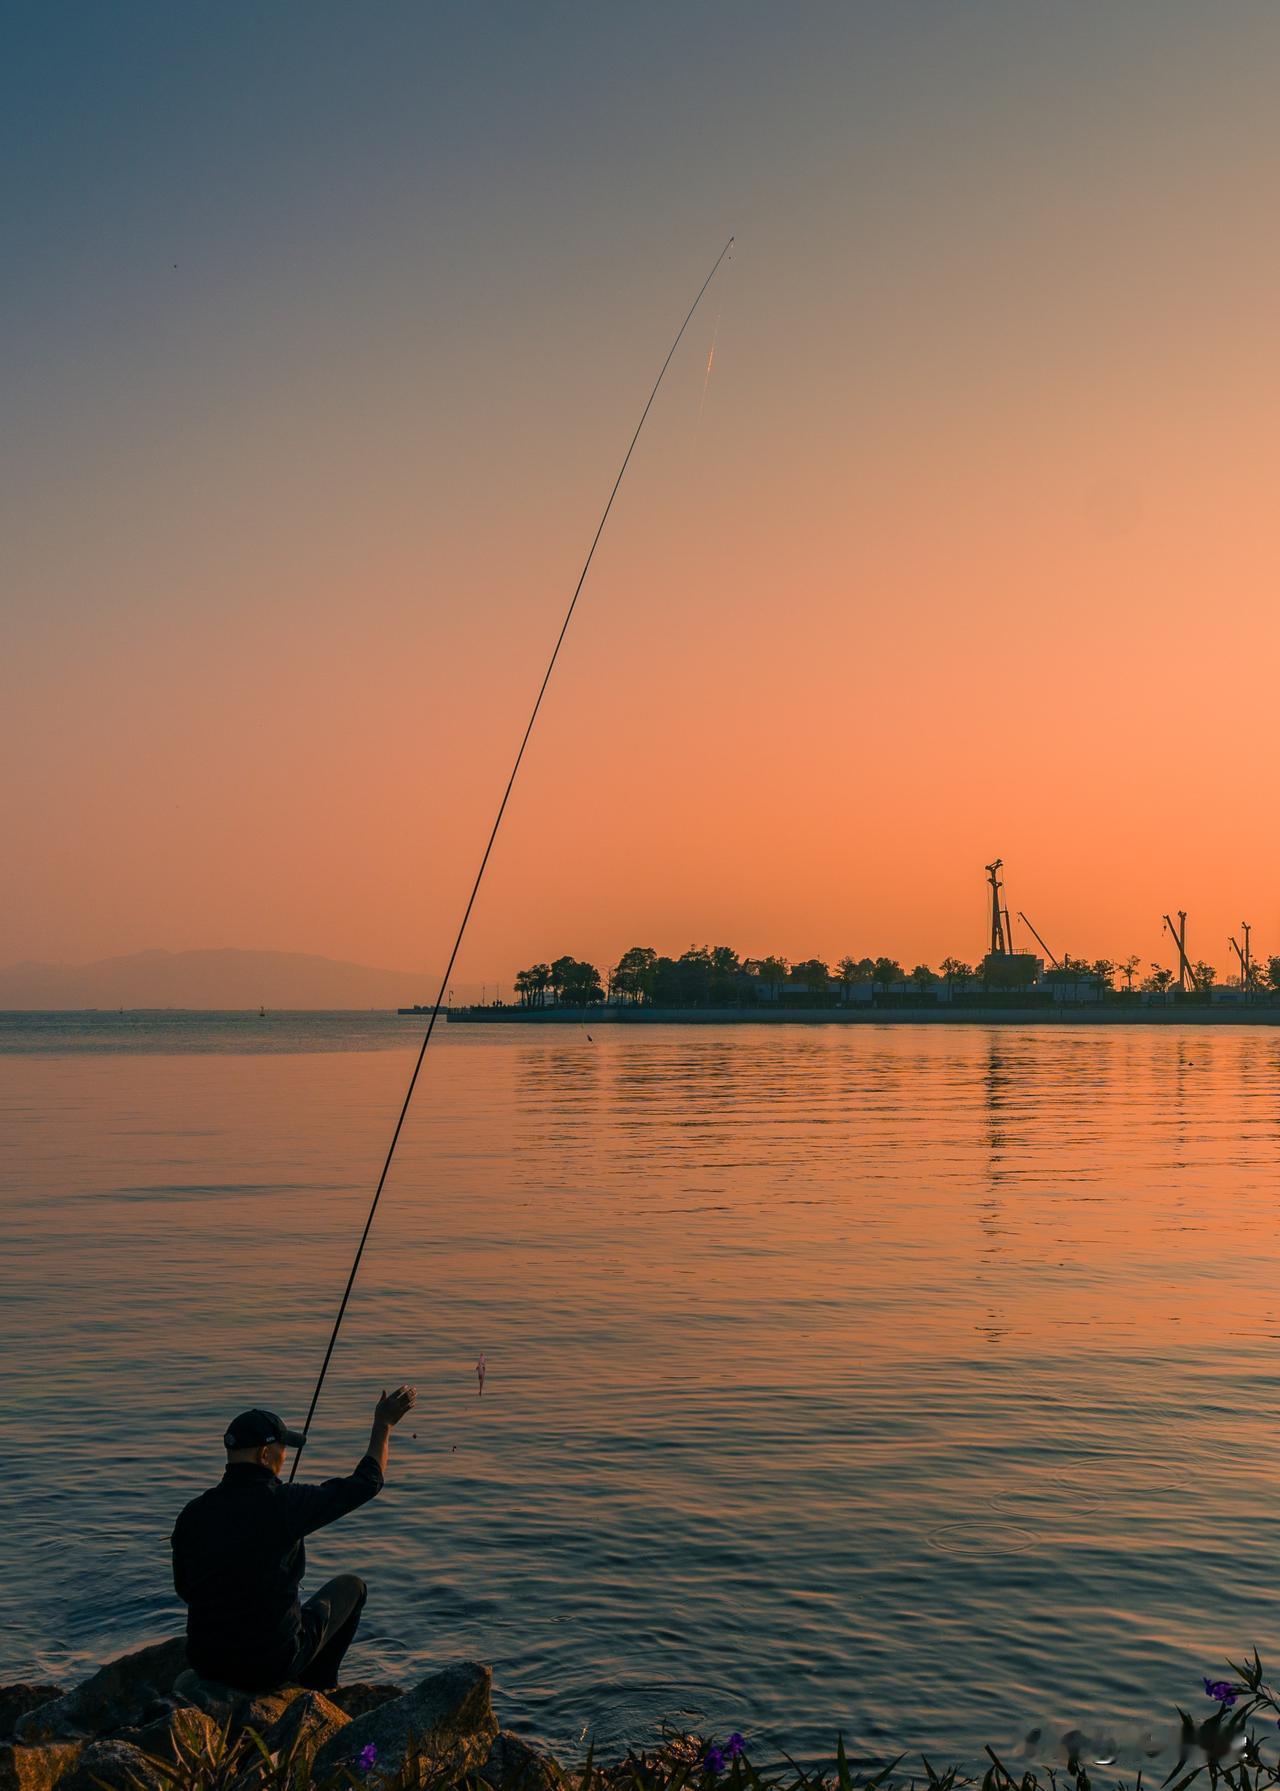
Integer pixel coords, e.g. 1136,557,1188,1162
446,1003,1280,1027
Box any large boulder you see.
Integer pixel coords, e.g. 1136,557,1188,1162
170,1668,233,1720
312,1663,496,1786
119,1706,220,1765
58,1741,167,1791
0,1694,61,1748
480,1731,564,1791
260,1692,349,1765
16,1641,188,1745
0,1743,84,1791
328,1684,403,1721
170,1670,307,1736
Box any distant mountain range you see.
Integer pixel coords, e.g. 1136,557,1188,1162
0,949,431,1010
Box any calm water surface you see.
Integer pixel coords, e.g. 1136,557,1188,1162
3,1013,1280,1775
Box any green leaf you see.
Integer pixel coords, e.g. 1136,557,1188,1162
984,1748,1020,1788
245,1728,276,1767
773,1752,817,1791
837,1734,855,1791
1160,1770,1207,1791
743,1757,769,1791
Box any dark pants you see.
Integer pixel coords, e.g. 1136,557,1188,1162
289,1574,367,1690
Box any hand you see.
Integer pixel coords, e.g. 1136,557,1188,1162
375,1384,417,1427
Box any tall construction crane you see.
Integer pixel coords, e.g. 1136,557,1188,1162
1229,921,1252,994
1162,910,1196,992
986,859,1012,956
982,861,1041,990
1017,912,1060,969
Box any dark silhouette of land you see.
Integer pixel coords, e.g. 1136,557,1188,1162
483,944,1279,1020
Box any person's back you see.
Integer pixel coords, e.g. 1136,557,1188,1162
172,1388,415,1692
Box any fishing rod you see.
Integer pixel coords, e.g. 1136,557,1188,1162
289,234,735,1479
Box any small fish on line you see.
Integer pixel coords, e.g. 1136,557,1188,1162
476,1353,487,1397
698,307,723,422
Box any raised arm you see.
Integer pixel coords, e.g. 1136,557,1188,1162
367,1383,417,1478
280,1384,417,1540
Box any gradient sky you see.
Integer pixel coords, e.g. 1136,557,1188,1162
5,2,1280,991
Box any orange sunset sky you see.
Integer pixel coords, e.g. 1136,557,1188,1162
5,4,1280,995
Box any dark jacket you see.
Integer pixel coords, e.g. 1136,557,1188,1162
171,1455,383,1689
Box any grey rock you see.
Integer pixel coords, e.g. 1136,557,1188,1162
0,1742,84,1791
328,1685,403,1721
261,1692,349,1765
170,1672,307,1736
169,1670,232,1720
312,1663,496,1786
16,1642,188,1745
58,1740,167,1791
0,1694,62,1748
132,1701,183,1731
120,1707,220,1764
480,1731,564,1791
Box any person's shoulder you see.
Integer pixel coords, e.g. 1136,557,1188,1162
173,1482,221,1528
180,1481,220,1505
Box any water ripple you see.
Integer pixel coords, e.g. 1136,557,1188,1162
1,1017,1277,1772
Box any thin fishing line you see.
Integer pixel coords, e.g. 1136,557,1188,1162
289,234,735,1477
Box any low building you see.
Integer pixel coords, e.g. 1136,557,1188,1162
981,952,1045,990
1045,975,1103,1002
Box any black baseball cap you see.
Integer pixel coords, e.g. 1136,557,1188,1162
223,1409,307,1451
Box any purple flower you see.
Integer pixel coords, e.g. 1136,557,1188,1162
703,1747,726,1774
725,1735,745,1759
1203,1680,1239,1706
357,1743,379,1773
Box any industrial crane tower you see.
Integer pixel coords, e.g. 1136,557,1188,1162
981,859,1043,990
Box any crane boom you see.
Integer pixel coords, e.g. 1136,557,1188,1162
1230,923,1253,993
1016,911,1060,968
1162,911,1196,992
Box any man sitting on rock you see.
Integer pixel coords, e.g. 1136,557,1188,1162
171,1387,416,1694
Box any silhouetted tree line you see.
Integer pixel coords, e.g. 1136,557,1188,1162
510,945,1280,1008
513,956,605,1007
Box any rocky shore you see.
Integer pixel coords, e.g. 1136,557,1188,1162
1,1638,560,1791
